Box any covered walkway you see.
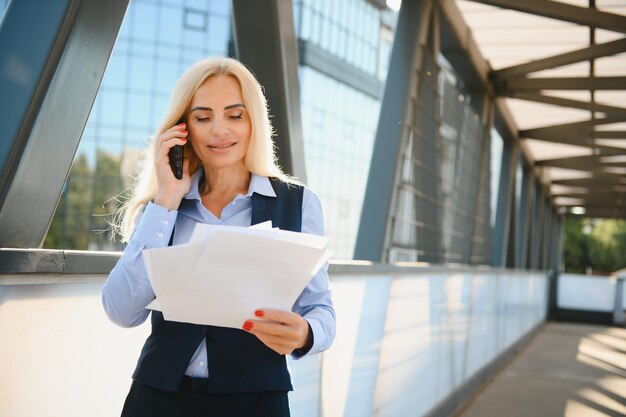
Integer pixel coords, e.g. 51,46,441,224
457,323,626,417
1,1,626,416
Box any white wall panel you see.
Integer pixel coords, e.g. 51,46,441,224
0,269,548,417
558,273,615,312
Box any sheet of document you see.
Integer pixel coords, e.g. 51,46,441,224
143,223,329,329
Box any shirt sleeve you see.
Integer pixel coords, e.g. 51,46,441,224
102,202,178,328
291,187,336,358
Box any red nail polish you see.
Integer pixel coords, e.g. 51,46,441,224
181,130,187,134
178,122,186,126
243,321,253,331
255,310,264,317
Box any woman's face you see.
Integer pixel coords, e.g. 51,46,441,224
187,75,251,170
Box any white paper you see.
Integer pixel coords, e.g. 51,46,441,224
143,222,329,329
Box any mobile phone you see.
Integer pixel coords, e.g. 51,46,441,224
168,118,185,179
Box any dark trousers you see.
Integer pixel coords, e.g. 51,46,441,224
121,378,291,417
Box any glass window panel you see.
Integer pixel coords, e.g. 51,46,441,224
186,0,209,11
208,15,230,52
127,93,153,130
209,0,230,16
132,3,158,41
300,3,312,40
158,5,183,44
98,90,126,126
101,54,128,89
155,60,179,96
129,55,155,92
300,66,380,259
184,8,208,31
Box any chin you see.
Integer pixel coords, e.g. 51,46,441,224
201,155,247,170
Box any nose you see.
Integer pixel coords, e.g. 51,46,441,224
211,118,229,137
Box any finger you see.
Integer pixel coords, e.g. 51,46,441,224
251,332,297,355
167,122,186,132
157,125,188,145
246,320,295,338
254,308,299,325
157,137,188,160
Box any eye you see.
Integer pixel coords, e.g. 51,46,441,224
195,116,210,122
229,113,243,120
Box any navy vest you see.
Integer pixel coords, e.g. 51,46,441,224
132,179,304,393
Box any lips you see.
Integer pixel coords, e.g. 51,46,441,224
207,141,237,149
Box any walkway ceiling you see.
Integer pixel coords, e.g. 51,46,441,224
456,0,626,218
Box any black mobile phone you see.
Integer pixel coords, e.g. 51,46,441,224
168,118,185,179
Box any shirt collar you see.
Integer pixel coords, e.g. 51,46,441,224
183,170,276,201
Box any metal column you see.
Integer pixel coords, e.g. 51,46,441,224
231,0,307,182
354,0,434,262
0,0,130,248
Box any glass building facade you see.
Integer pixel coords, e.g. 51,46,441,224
38,0,397,260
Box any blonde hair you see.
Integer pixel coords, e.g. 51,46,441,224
115,57,292,241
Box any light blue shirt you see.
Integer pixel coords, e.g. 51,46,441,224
102,172,336,378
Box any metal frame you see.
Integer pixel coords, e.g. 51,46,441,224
467,0,626,219
468,94,494,264
501,76,626,92
470,0,626,34
354,0,434,262
298,40,384,100
0,0,130,248
507,93,626,118
520,117,626,140
231,0,307,181
493,138,519,267
493,37,626,80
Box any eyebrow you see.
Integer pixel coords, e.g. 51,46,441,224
189,103,246,113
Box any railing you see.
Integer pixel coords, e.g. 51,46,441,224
0,250,548,417
557,271,626,326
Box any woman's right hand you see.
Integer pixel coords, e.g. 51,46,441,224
153,122,191,211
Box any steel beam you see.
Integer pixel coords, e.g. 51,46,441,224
500,76,626,93
536,155,606,168
439,0,491,92
520,117,626,139
468,0,626,34
507,93,626,118
0,0,130,248
554,192,626,200
556,200,626,208
592,131,626,139
552,177,625,186
355,0,434,262
529,181,544,269
525,137,626,154
494,38,626,80
232,0,306,181
537,155,626,170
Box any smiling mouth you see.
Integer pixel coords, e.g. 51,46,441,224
208,142,237,149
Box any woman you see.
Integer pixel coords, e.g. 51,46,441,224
103,57,335,417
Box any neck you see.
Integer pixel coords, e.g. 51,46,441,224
201,163,251,196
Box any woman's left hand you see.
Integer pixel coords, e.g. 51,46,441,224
242,309,311,355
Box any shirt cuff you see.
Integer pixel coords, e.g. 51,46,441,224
292,315,324,359
132,202,178,248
